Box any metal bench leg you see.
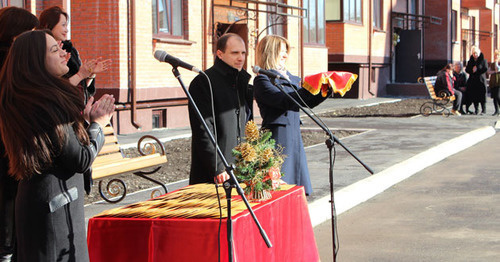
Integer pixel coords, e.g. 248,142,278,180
98,179,127,203
133,166,169,198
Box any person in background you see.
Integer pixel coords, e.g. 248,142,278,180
38,6,111,103
0,7,39,262
0,30,115,262
465,46,488,115
188,33,253,185
435,63,463,116
488,50,500,116
453,61,468,115
253,35,332,195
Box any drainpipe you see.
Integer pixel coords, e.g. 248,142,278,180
368,0,375,96
299,0,304,79
422,0,426,77
202,0,207,70
128,0,141,129
390,0,394,82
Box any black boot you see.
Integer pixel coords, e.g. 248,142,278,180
480,103,486,115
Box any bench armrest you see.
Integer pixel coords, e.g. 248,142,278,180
137,135,166,156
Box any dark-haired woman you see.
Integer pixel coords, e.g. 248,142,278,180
0,7,39,261
0,30,115,262
38,6,111,103
434,63,463,115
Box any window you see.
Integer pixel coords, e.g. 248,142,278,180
303,0,325,44
373,0,382,29
1,0,23,7
267,0,287,37
471,16,476,46
325,0,341,21
451,10,457,42
408,0,417,14
344,0,362,23
152,109,166,129
495,24,498,51
152,0,184,38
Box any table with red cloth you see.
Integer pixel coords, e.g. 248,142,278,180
87,185,319,262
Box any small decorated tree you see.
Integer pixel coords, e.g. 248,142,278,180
232,120,285,201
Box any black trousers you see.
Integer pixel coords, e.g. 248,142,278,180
492,87,500,113
0,173,17,262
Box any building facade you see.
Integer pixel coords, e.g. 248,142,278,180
3,0,498,132
325,0,500,98
2,0,328,134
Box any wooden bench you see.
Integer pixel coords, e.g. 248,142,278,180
418,76,455,117
91,125,168,203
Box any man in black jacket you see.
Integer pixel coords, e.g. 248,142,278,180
188,33,252,185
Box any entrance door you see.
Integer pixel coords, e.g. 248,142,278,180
395,30,421,82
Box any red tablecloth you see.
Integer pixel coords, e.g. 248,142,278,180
87,186,319,262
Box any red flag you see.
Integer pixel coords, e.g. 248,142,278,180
303,71,358,97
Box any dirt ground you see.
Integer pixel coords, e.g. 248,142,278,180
85,98,429,204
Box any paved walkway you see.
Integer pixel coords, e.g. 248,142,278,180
315,131,500,261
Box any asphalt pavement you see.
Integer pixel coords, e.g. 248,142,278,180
315,129,500,262
85,97,500,261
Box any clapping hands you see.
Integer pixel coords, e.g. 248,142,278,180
84,94,116,128
90,58,112,74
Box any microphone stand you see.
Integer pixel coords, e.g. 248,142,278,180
172,67,272,262
271,78,374,262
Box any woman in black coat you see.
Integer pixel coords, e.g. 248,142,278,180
253,35,330,195
0,30,115,262
38,6,111,103
465,46,488,115
0,7,39,261
488,50,500,116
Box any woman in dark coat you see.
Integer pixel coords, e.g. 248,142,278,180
0,7,39,261
253,35,330,195
465,46,488,115
38,6,111,103
0,30,115,262
38,6,112,194
488,50,500,116
434,63,463,115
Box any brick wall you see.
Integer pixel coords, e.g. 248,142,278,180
326,23,344,54
425,0,450,62
479,9,493,61
70,0,120,90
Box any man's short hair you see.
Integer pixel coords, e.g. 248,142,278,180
216,33,244,52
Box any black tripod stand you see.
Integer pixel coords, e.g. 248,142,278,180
270,78,374,262
171,67,272,261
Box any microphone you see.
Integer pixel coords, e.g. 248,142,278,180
154,50,201,73
252,66,282,80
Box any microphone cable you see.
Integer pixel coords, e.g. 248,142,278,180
200,71,223,262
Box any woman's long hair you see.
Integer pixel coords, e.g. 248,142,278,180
256,35,290,70
0,30,89,180
0,7,39,44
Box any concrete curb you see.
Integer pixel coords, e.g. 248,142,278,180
308,125,496,227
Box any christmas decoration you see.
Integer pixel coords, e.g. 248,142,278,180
232,121,285,201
